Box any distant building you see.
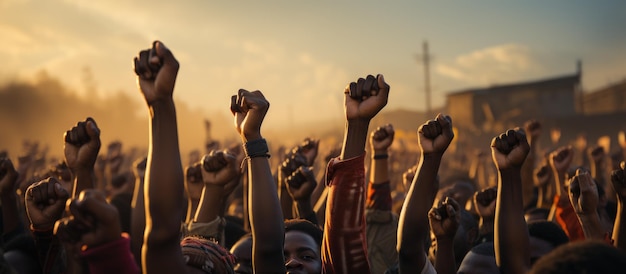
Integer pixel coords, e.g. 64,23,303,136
446,73,581,132
582,79,626,115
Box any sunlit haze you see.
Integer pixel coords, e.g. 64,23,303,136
1,0,625,157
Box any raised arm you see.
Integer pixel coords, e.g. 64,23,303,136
322,74,389,274
231,89,285,273
64,117,101,198
568,169,605,240
0,158,21,236
130,156,146,267
492,129,530,274
186,150,239,241
611,162,626,252
429,197,461,274
474,186,497,240
134,41,186,273
365,124,398,274
397,114,454,273
521,120,541,208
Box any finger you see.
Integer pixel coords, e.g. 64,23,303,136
349,82,358,99
154,41,177,68
363,75,376,96
64,130,72,144
444,196,461,211
505,129,517,146
85,117,101,139
139,50,153,79
356,78,365,100
230,95,241,114
436,114,453,138
148,41,162,73
376,74,389,97
133,57,144,76
428,208,440,221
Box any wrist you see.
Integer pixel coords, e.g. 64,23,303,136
373,149,388,156
242,132,262,143
435,236,455,244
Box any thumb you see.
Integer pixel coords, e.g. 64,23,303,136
436,114,454,139
53,182,70,201
85,117,101,139
376,74,390,94
155,41,179,71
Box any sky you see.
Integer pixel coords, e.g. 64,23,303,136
1,0,625,130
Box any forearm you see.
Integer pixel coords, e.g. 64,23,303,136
434,238,456,274
495,168,529,274
521,149,536,208
370,154,388,184
248,156,285,272
294,199,316,224
578,213,605,240
193,185,224,223
613,200,626,251
72,169,95,198
130,178,144,266
145,99,185,243
341,120,369,160
397,154,440,268
479,218,494,237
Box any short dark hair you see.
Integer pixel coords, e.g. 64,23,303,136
528,220,569,248
530,241,626,274
284,219,323,246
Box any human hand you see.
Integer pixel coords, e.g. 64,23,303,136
0,158,18,195
344,74,389,122
132,157,147,181
298,138,320,166
549,146,574,174
370,124,395,154
474,187,497,220
285,166,317,202
231,89,269,142
587,146,605,164
133,41,179,105
534,163,552,188
185,164,204,201
429,197,460,240
25,177,70,231
418,114,454,155
491,129,530,170
64,117,101,172
524,120,541,145
610,162,626,202
55,190,121,249
402,165,417,192
201,150,238,186
568,169,598,216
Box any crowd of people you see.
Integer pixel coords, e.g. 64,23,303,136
1,40,626,274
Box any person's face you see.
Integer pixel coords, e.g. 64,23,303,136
230,237,253,274
284,231,321,274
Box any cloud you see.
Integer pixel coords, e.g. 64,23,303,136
436,44,542,86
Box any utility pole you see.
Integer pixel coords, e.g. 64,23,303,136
418,41,433,114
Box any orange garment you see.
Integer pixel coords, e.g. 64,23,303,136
553,195,584,241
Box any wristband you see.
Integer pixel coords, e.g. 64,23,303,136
373,154,388,160
244,138,270,158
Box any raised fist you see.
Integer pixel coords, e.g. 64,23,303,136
64,117,101,172
491,129,530,170
474,187,497,219
201,150,238,186
133,41,179,104
534,163,552,187
298,138,320,166
587,146,605,164
524,120,541,144
25,177,70,231
418,114,454,155
568,169,598,216
344,74,390,121
611,162,626,201
549,146,574,174
230,89,269,142
428,197,460,240
285,166,317,202
370,124,395,154
54,190,121,249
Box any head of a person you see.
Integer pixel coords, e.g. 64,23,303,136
436,180,476,209
530,241,626,274
230,234,252,274
429,209,478,267
284,219,323,274
181,236,236,274
458,241,498,274
527,220,569,264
